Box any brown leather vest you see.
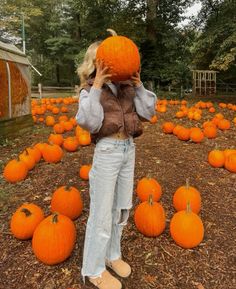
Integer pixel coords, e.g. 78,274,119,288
83,79,143,142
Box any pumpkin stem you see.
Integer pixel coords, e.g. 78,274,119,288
148,194,153,206
185,178,190,189
107,28,118,36
186,201,192,214
21,208,32,217
65,185,72,191
52,212,59,224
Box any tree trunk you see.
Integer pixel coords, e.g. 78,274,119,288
75,13,82,41
146,0,159,42
56,64,60,84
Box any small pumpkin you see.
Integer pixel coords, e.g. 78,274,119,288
208,149,225,168
79,165,92,180
42,143,63,163
162,122,175,134
190,128,204,143
150,115,158,124
77,132,91,146
45,116,56,127
32,213,76,265
134,195,166,237
53,123,65,134
217,119,230,130
203,126,217,139
177,127,190,141
48,134,64,146
63,137,79,152
10,203,44,240
136,177,162,202
170,203,204,249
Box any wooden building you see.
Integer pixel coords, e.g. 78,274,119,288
0,41,32,138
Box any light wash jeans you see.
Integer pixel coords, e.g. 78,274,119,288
81,137,135,281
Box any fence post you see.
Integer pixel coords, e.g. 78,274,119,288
38,83,42,99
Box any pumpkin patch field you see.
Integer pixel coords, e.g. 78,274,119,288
0,96,235,289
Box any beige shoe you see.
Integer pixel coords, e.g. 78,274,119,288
106,258,131,278
88,270,122,289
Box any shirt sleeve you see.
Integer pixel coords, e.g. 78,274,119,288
75,87,104,133
134,84,157,121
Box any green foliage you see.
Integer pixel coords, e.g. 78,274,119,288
1,0,234,87
192,0,236,82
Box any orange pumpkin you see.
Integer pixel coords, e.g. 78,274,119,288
96,29,140,81
63,137,79,152
48,134,64,146
10,203,44,240
134,195,166,237
203,126,217,139
217,119,231,130
173,179,201,214
45,116,56,126
77,132,91,146
42,144,63,163
150,115,158,124
190,128,204,143
32,213,76,265
136,177,162,202
19,150,36,170
208,150,225,168
25,147,42,163
51,186,83,220
53,123,65,134
224,153,236,173
177,127,190,141
79,165,92,180
170,203,204,248
3,159,28,183
162,122,175,134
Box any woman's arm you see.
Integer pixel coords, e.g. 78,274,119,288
131,71,157,120
134,84,157,121
75,87,104,133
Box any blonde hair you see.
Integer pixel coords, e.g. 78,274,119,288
77,41,101,89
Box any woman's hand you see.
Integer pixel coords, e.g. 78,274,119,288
131,70,142,88
93,60,112,89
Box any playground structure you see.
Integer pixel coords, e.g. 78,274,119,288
192,70,217,97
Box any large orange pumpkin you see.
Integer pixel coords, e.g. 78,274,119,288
134,195,166,237
10,203,44,240
136,177,162,202
96,29,140,81
51,186,83,220
3,159,28,183
32,213,76,265
170,203,204,249
173,179,201,214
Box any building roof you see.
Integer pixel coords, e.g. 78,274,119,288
0,41,30,65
